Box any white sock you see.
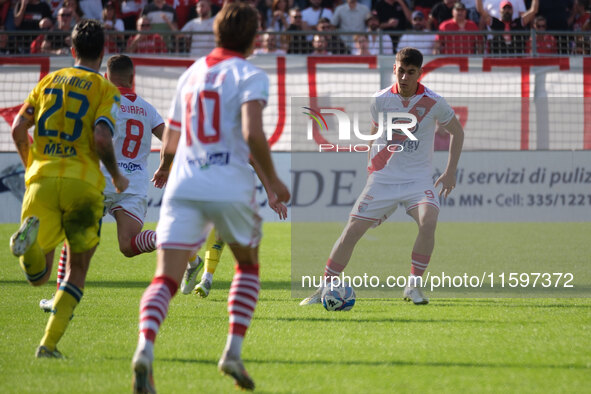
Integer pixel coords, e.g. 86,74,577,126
223,334,243,359
203,272,213,282
409,274,423,287
137,333,154,362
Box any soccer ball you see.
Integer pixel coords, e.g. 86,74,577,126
322,285,356,311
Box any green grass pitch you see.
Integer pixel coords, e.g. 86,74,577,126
0,222,589,393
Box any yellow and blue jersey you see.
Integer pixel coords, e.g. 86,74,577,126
19,65,120,191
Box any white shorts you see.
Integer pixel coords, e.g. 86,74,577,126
104,192,148,225
350,180,439,227
156,198,262,250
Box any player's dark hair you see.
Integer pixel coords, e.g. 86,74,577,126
72,19,104,61
214,3,258,53
396,47,423,69
107,54,134,78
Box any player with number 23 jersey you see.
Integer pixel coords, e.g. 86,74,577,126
20,65,120,191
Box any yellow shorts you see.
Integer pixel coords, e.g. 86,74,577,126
21,177,104,253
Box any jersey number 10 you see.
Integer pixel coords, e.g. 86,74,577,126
185,90,220,146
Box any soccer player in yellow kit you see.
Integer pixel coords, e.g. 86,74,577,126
10,19,129,358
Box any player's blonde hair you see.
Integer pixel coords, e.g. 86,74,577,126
213,3,258,54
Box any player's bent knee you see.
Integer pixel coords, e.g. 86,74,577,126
120,245,138,258
118,237,137,257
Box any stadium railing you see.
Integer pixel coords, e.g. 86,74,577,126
0,30,590,57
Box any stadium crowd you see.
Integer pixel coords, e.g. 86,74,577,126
0,0,588,55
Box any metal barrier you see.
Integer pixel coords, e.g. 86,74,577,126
0,30,590,57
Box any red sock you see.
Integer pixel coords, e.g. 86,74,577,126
138,275,178,343
411,252,431,276
131,230,157,256
228,264,260,337
56,243,67,291
324,258,345,279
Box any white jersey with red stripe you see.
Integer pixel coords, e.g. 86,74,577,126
368,83,455,184
164,48,269,203
102,87,164,196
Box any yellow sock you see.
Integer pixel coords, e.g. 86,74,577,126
20,241,46,282
40,282,83,351
204,230,225,275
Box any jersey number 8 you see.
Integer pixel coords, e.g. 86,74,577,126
122,119,144,159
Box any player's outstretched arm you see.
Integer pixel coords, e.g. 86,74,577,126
11,111,34,167
152,125,180,189
435,116,464,198
242,100,291,205
95,121,129,193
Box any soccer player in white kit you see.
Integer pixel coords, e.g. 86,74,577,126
101,54,164,257
131,4,290,392
38,54,169,312
300,47,464,306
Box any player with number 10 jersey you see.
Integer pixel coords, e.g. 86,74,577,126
163,53,269,205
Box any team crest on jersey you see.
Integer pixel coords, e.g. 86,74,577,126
416,107,426,117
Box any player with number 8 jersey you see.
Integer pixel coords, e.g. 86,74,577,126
99,55,171,258
102,81,162,198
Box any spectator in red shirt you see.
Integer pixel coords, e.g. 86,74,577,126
570,0,591,54
29,17,53,54
527,15,556,54
173,0,197,30
429,0,455,30
126,16,167,53
570,0,591,31
435,2,482,54
0,0,11,28
30,6,73,54
103,1,125,53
